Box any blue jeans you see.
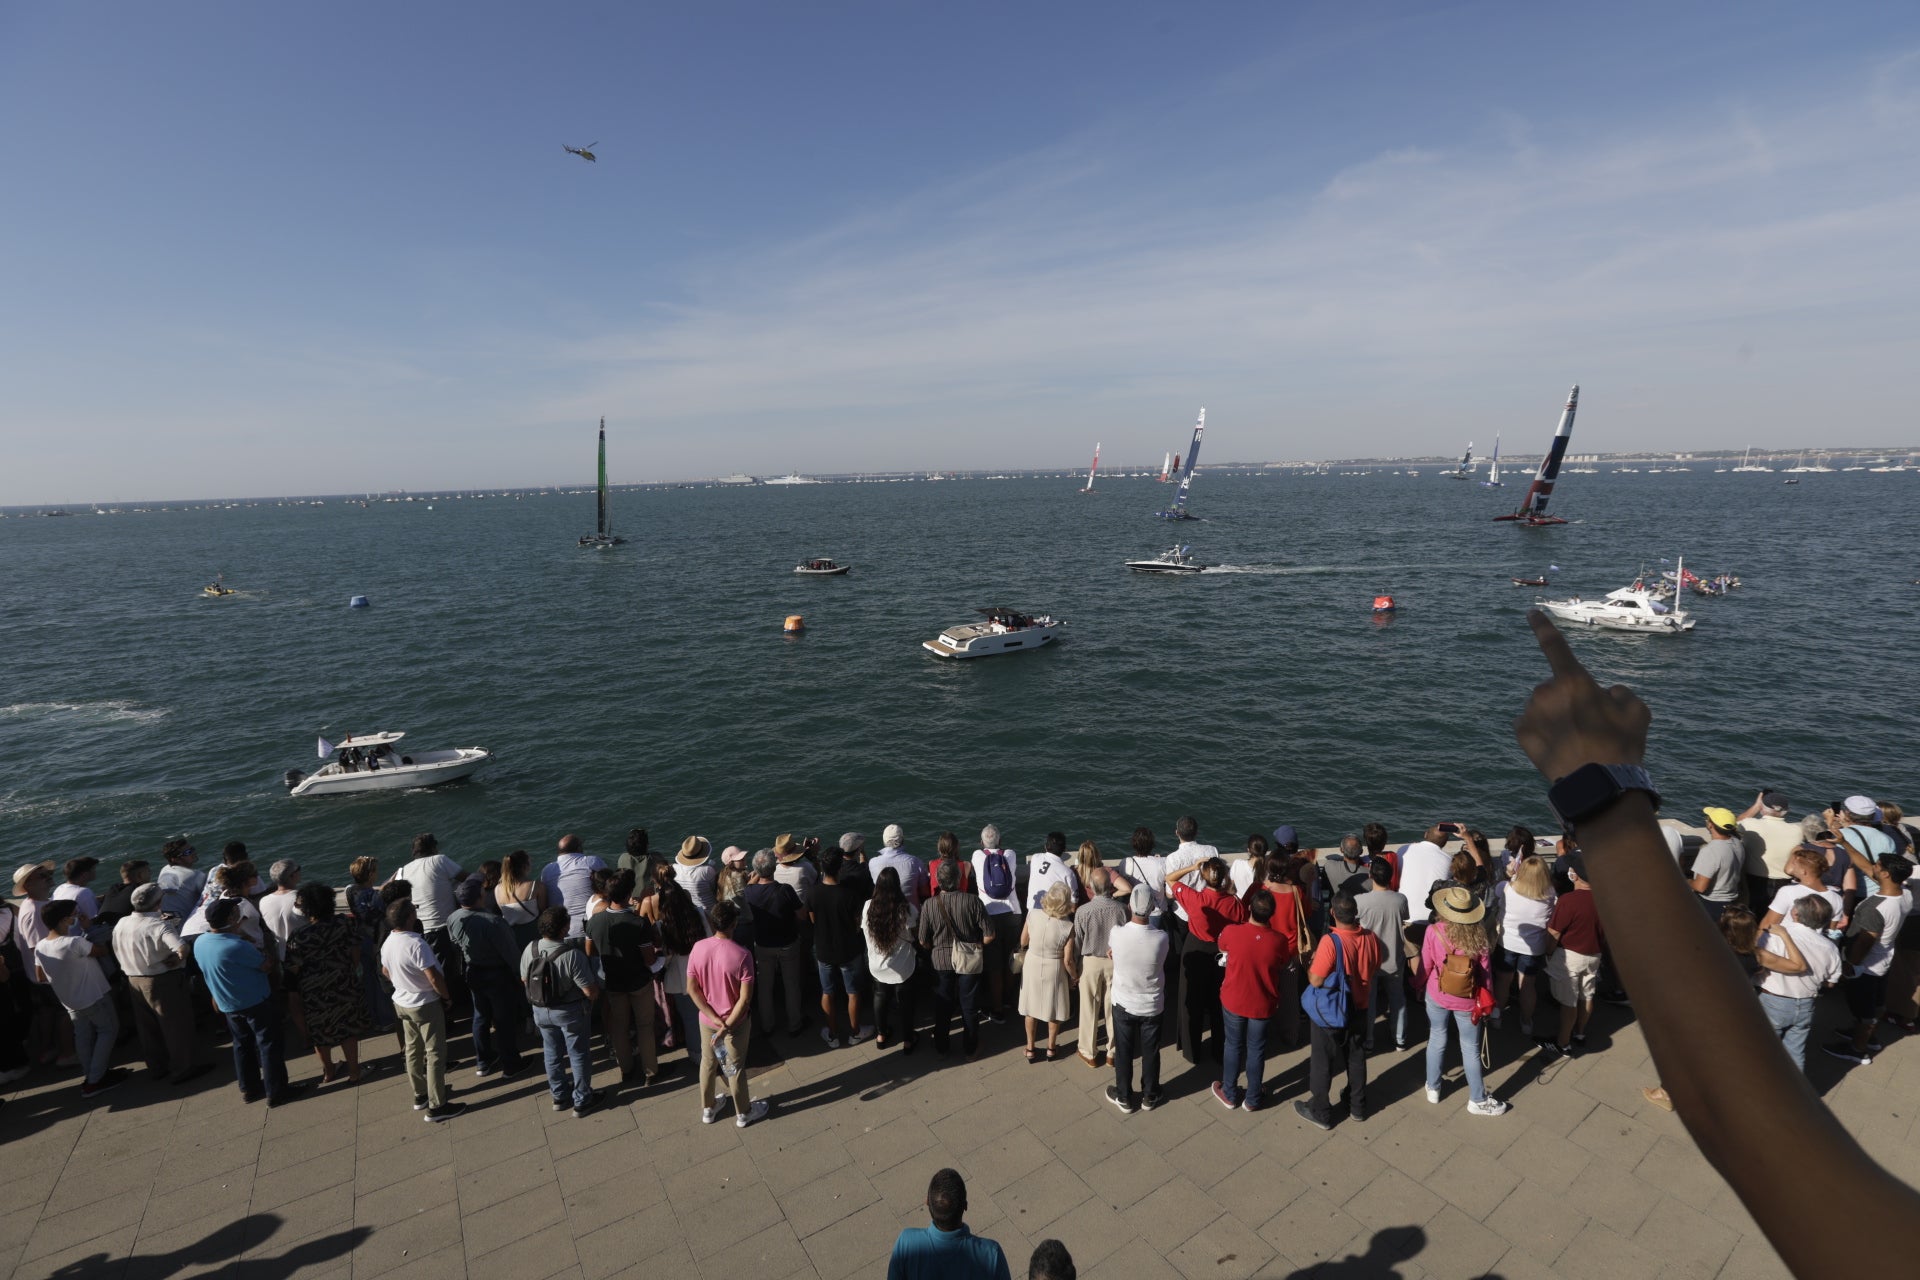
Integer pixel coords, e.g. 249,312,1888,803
1759,990,1814,1071
1424,994,1486,1102
70,995,119,1086
226,998,290,1101
533,1002,593,1109
1220,1010,1269,1107
816,960,864,997
467,966,522,1073
672,993,700,1058
932,969,981,1054
1366,968,1408,1049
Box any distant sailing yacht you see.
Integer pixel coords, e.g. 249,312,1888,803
1493,386,1578,526
1731,447,1772,473
1155,410,1205,520
1080,442,1100,493
578,418,626,548
1480,435,1505,487
1443,441,1475,479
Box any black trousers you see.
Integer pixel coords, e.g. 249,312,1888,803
1112,1005,1161,1105
1178,933,1224,1063
873,977,917,1046
1307,1013,1368,1122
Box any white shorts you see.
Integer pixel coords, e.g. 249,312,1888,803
1547,948,1602,1006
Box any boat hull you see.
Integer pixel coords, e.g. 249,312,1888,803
1537,603,1694,633
923,625,1060,659
794,566,850,576
1127,562,1203,574
289,748,491,797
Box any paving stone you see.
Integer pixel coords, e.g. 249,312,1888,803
467,1217,579,1279
1255,1187,1365,1271
1082,1141,1179,1211
996,1162,1094,1238
249,1145,358,1214
1497,1124,1594,1193
677,1181,785,1259
353,1164,457,1229
1294,1128,1389,1200
800,1199,899,1280
1485,1179,1586,1268
1632,1195,1740,1278
775,1161,880,1238
1028,1194,1137,1272
1552,1219,1661,1280
697,1221,811,1280
1565,1101,1663,1168
1163,1120,1261,1189
1410,1204,1507,1277
1427,1142,1521,1220
844,1114,939,1175
1165,1210,1276,1280
1346,1166,1446,1234
1568,1155,1663,1237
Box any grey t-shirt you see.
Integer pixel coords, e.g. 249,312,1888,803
1072,895,1129,960
1354,888,1409,975
1693,839,1745,904
518,938,598,1005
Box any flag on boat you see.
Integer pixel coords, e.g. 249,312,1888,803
317,735,336,759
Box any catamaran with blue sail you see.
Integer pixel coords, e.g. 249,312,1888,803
1494,387,1578,526
1481,434,1504,488
1155,409,1205,521
579,417,626,548
1443,441,1475,479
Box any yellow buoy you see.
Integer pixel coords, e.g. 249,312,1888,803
784,614,805,633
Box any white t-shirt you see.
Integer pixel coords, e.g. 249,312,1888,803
1760,923,1841,1001
1849,890,1912,977
35,933,112,1012
1399,842,1451,923
674,861,717,925
860,898,917,984
180,896,265,949
381,931,443,1008
395,854,463,932
259,891,307,951
973,849,1021,917
1121,854,1168,925
1229,858,1260,897
156,865,207,918
52,884,100,924
1498,886,1557,956
1745,815,1803,878
1025,853,1079,910
1108,921,1169,1016
1164,842,1219,922
1766,883,1842,928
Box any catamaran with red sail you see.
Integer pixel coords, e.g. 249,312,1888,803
1494,386,1579,526
1081,442,1100,493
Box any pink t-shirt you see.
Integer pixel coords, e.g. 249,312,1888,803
686,934,754,1029
1420,923,1492,1013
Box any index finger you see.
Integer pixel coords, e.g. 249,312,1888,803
1527,608,1591,683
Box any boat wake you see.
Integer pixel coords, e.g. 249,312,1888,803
0,700,170,726
1204,563,1449,576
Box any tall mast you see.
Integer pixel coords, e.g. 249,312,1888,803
1084,442,1100,492
1495,387,1576,521
596,417,608,537
1172,408,1205,511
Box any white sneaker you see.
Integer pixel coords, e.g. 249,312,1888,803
0,1066,30,1085
736,1099,769,1128
1468,1097,1510,1117
1425,1086,1440,1105
701,1102,727,1124
853,1024,875,1043
820,1027,841,1049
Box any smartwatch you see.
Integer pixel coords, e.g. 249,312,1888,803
1547,764,1660,831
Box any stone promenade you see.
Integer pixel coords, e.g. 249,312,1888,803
2,995,1910,1280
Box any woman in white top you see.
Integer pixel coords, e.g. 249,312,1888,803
673,836,718,925
1492,855,1556,1037
495,850,548,952
861,867,919,1051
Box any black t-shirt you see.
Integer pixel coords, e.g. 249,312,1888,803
98,883,141,929
743,881,801,949
807,881,863,966
583,910,655,992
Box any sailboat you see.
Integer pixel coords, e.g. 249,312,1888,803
1493,386,1578,525
1480,435,1504,487
1443,441,1475,479
1731,447,1771,473
578,417,626,548
1080,442,1100,493
1155,409,1205,521
1158,451,1173,482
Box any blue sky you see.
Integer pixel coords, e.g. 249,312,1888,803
4,2,1918,501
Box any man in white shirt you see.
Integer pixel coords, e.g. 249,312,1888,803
391,833,465,940
1025,833,1079,909
1117,827,1167,928
1163,817,1219,924
1759,847,1843,932
972,825,1021,1021
259,860,308,955
1826,850,1912,1067
871,825,928,911
180,862,268,953
381,899,466,1122
155,840,206,919
34,900,124,1097
1398,826,1454,926
112,883,209,1083
541,833,606,937
1106,885,1170,1114
1758,896,1841,1072
51,857,102,929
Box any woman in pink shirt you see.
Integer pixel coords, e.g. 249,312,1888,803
1417,887,1507,1116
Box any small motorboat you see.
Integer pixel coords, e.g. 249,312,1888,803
1511,576,1549,588
923,607,1063,659
284,731,492,798
202,582,236,598
1537,560,1696,634
794,558,851,576
1126,545,1205,574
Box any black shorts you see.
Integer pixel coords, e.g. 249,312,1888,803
1497,948,1547,977
1844,971,1889,1022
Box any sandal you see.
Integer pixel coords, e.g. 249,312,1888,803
1024,1048,1039,1064
1045,1046,1062,1062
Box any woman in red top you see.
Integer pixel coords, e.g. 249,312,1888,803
1168,858,1247,1064
928,832,971,897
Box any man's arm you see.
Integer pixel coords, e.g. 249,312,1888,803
425,962,450,1003
1516,609,1920,1279
687,970,716,1024
1063,931,1080,983
722,975,753,1031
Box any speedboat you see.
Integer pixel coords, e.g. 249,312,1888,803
794,558,851,576
1511,576,1549,588
284,731,492,797
1126,545,1205,574
923,608,1063,659
202,581,235,598
1537,560,1695,634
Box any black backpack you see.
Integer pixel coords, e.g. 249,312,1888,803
524,938,582,1008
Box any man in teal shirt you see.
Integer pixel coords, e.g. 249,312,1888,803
887,1169,1011,1280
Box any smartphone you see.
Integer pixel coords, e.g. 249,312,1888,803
1438,823,1461,835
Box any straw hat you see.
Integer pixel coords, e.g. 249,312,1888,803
774,833,804,864
1431,886,1485,925
11,860,53,893
675,836,712,866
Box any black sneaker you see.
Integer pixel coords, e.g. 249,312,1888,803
80,1068,129,1099
412,1095,430,1111
573,1089,606,1118
424,1102,468,1123
1824,1041,1872,1067
1140,1092,1164,1112
1293,1100,1332,1132
1106,1084,1138,1114
552,1097,571,1111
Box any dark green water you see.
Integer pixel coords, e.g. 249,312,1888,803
4,468,1916,881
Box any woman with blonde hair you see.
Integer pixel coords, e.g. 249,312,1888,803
1072,841,1106,907
1018,882,1076,1062
1418,886,1506,1115
496,849,549,952
1492,855,1555,1037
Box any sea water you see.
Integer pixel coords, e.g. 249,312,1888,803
3,470,1915,881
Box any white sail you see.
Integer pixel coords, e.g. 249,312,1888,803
1082,442,1100,492
1482,434,1503,487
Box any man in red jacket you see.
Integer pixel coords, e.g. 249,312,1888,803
1213,890,1288,1112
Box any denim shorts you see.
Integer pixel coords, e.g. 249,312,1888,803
1498,948,1547,976
817,961,864,996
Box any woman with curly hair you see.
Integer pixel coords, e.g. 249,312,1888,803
1418,886,1506,1116
862,867,918,1051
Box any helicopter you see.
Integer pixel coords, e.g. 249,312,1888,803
563,142,598,162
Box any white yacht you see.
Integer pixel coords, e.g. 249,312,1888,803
1537,562,1695,634
1125,545,1206,574
284,731,492,797
923,608,1063,659
764,473,824,485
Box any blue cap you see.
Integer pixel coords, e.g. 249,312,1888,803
1272,825,1298,849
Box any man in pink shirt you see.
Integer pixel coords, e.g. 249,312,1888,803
687,899,769,1128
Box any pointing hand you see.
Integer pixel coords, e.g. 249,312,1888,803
1514,609,1651,781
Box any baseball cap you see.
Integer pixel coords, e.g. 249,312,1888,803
1271,825,1298,849
130,883,164,911
720,845,749,869
1702,807,1739,831
883,824,904,848
1129,884,1154,917
1760,790,1788,813
839,832,865,854
1843,796,1879,819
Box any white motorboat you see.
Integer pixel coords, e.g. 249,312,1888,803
1537,560,1695,633
284,731,491,797
764,473,824,485
794,557,851,576
1126,545,1206,574
923,607,1063,659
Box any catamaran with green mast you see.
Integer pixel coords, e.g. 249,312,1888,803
578,417,626,548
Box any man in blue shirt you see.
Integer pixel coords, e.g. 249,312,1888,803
193,899,307,1107
887,1169,1011,1280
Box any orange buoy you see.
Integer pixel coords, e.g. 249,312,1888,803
784,614,805,633
1372,595,1396,613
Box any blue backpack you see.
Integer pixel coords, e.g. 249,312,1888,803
1303,933,1350,1030
983,850,1014,901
